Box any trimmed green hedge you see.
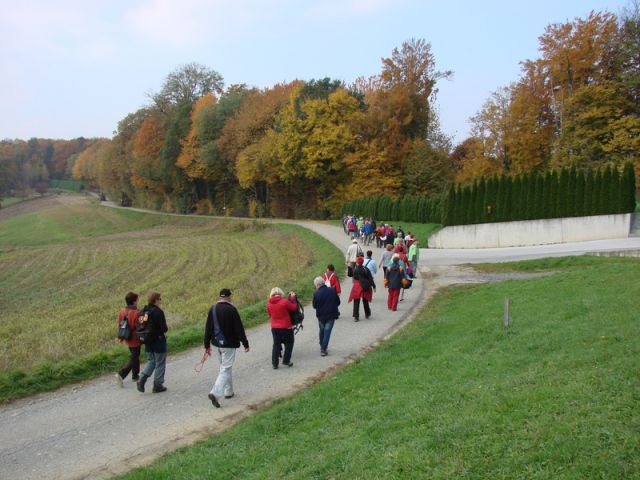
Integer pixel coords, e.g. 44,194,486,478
442,163,636,226
341,163,636,228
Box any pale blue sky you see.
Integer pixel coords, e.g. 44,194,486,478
0,0,628,145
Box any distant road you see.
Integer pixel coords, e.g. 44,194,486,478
420,237,640,266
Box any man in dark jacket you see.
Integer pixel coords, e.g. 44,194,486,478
312,276,341,356
137,292,168,393
204,288,250,408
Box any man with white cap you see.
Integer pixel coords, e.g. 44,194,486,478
345,239,363,276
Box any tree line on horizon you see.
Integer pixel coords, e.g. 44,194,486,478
1,5,638,217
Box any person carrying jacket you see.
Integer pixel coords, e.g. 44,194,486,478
312,276,341,356
266,287,298,369
348,256,376,321
136,292,168,393
204,288,250,408
115,291,141,386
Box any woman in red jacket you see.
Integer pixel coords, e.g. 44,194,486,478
115,291,141,386
266,287,298,369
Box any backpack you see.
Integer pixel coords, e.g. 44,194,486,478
288,295,305,334
117,309,132,340
135,308,155,345
210,304,227,347
324,272,334,288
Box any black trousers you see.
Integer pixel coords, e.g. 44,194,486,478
271,328,294,366
119,346,140,379
353,298,371,319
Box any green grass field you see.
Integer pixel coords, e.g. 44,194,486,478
0,197,27,208
119,256,639,479
0,195,342,402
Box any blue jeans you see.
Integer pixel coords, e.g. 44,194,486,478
141,350,166,386
318,318,335,352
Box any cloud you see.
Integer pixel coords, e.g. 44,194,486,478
0,2,118,60
124,0,270,47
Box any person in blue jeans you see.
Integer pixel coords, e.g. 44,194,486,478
137,292,169,393
312,276,341,356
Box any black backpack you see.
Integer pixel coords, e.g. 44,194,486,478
289,296,305,334
136,307,155,344
117,309,132,340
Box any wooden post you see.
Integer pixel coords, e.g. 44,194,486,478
503,298,510,328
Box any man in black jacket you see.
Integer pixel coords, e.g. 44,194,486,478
204,288,250,408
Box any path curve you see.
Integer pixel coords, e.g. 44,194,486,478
0,204,433,480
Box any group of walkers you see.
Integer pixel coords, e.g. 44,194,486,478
343,214,419,313
114,220,419,408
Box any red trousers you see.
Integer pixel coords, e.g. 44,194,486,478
387,288,400,311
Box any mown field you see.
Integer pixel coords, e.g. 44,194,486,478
0,194,342,402
119,255,639,479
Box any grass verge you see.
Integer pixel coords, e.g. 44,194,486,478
118,256,639,479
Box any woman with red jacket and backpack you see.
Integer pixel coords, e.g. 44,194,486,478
266,287,298,369
115,291,141,386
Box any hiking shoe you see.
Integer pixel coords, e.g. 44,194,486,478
224,394,235,399
152,385,167,393
115,373,124,388
208,393,221,408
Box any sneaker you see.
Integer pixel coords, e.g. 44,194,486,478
354,317,359,322
132,375,139,382
115,373,124,388
152,385,167,393
273,365,278,369
283,362,293,367
208,393,221,408
320,350,328,357
136,380,145,393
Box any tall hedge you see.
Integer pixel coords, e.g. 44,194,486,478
342,163,635,227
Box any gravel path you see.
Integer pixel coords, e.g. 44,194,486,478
0,217,432,480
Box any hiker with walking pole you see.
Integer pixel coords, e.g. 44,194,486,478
204,288,250,408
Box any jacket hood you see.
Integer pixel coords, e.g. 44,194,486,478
268,295,283,305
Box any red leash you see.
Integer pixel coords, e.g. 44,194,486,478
194,350,210,373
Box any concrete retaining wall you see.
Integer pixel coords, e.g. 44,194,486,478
428,213,632,249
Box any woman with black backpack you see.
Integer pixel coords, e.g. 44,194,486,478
348,256,376,321
136,292,169,393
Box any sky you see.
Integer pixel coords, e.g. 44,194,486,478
0,0,630,145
